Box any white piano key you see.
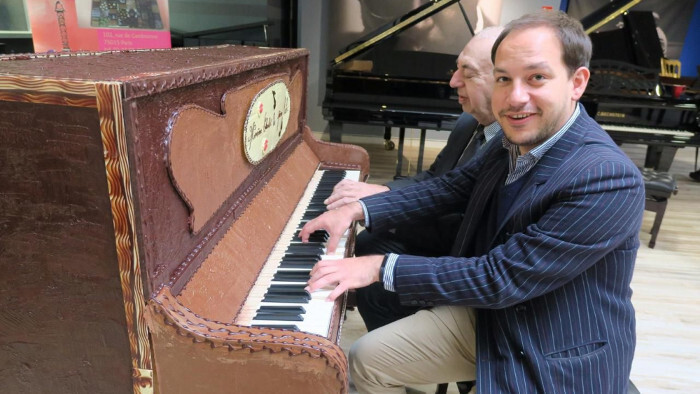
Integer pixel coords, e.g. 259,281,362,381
600,123,695,138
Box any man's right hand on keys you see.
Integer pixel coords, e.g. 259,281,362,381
324,179,389,210
300,201,364,253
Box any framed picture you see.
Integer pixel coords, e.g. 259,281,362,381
0,0,31,35
26,0,170,53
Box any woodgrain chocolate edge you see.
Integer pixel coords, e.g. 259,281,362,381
95,82,154,394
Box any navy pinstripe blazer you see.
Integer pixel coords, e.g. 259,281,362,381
361,107,645,393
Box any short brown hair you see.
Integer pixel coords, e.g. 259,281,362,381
491,11,592,76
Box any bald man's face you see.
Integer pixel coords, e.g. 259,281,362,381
449,37,497,125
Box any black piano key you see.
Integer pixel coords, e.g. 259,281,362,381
290,235,327,244
266,285,309,294
273,271,311,282
279,261,316,269
285,244,324,252
253,312,303,321
252,171,350,310
257,305,306,314
288,240,324,246
302,211,323,220
283,253,322,260
286,244,324,252
262,294,310,303
283,253,321,260
251,324,299,331
281,255,320,262
294,229,328,240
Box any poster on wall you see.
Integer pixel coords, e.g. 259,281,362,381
26,0,170,53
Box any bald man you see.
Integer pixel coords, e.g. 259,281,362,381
325,27,504,332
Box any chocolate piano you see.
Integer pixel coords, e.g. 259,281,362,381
0,46,368,393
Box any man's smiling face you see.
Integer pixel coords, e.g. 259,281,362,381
491,26,588,154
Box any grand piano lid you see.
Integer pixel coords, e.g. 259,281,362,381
580,0,644,34
330,0,471,67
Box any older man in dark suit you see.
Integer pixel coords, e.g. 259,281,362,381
325,27,503,332
302,11,644,394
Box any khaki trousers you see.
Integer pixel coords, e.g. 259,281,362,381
349,305,477,394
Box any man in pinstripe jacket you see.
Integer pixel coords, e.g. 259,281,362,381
302,11,645,393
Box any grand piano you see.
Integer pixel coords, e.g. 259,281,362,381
324,0,699,173
323,0,473,177
579,0,700,171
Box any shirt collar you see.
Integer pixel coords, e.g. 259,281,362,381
502,103,581,159
483,121,500,143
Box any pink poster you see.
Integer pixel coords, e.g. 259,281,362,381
27,0,170,53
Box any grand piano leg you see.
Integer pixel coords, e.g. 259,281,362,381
329,121,343,143
416,129,426,173
645,145,678,172
395,127,406,179
383,126,395,150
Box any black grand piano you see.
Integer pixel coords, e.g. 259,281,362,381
322,0,473,177
323,0,699,174
579,0,700,171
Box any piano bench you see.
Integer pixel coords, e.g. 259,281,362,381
640,168,678,248
436,381,474,394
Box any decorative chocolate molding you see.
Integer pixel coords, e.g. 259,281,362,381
0,91,96,107
0,74,97,96
165,71,302,234
122,48,309,99
148,287,349,393
95,82,153,394
302,126,371,180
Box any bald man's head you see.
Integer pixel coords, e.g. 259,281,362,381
449,26,504,124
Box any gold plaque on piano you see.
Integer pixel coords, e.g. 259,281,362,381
243,80,291,164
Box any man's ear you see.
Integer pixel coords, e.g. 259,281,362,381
571,66,590,101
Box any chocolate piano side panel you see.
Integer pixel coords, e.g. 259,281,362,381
146,288,348,394
0,99,133,393
166,70,305,235
119,56,310,296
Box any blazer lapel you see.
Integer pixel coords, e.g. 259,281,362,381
451,144,509,256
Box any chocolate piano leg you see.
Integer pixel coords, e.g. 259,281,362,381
645,145,678,172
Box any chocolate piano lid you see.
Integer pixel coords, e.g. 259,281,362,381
0,45,308,98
